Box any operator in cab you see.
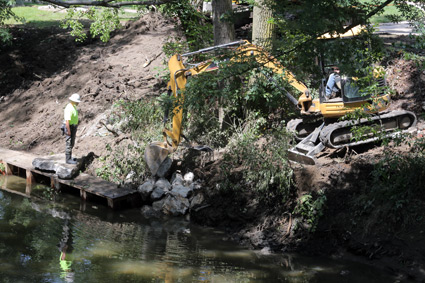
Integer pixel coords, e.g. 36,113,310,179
325,66,341,101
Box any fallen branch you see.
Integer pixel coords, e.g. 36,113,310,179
40,0,177,8
143,52,163,68
99,120,119,137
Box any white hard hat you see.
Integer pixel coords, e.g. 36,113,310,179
69,93,81,103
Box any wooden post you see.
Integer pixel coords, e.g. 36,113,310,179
25,170,34,195
26,170,34,184
107,198,115,209
80,190,87,200
3,162,12,175
50,176,61,191
1,173,7,190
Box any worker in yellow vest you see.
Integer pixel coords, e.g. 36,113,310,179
64,93,81,164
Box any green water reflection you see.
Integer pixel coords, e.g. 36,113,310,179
0,175,399,282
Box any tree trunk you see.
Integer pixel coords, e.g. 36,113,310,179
252,0,275,50
212,0,235,129
212,0,235,45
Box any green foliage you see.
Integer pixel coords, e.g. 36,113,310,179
218,114,294,203
0,0,21,44
95,99,163,183
162,0,212,51
293,190,327,233
96,143,148,184
62,7,121,42
0,162,5,173
354,137,425,227
162,37,187,57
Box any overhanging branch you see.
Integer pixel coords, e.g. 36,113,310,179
41,0,177,8
274,0,395,59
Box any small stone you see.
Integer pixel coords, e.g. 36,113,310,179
171,172,184,186
183,172,195,185
189,181,202,191
125,171,135,180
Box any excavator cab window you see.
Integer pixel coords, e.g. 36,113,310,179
341,77,371,103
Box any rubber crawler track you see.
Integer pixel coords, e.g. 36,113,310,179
319,110,417,148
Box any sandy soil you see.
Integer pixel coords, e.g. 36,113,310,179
0,12,176,165
1,13,425,281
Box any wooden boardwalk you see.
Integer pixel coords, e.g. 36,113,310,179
0,148,140,209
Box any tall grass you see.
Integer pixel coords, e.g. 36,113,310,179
4,5,139,28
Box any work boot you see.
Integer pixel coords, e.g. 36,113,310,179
66,154,77,165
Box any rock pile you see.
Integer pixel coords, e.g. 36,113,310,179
138,171,207,218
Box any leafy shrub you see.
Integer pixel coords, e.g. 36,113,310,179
218,113,294,203
293,190,327,233
356,137,425,226
95,99,163,183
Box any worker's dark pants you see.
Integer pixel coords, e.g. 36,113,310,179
65,124,77,157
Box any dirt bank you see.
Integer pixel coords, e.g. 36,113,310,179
1,13,425,281
0,12,176,168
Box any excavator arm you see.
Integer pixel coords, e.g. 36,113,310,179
145,41,311,175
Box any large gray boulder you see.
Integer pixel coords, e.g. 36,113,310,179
154,177,171,191
171,184,193,198
152,198,166,212
32,155,80,179
156,157,172,178
150,187,166,201
162,194,190,216
137,179,155,201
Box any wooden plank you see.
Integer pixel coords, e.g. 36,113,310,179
0,148,37,170
0,148,139,208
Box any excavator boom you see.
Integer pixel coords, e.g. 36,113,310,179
144,40,310,175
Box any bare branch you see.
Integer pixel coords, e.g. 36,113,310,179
341,0,395,33
40,0,177,8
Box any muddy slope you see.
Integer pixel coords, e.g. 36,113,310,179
0,12,177,161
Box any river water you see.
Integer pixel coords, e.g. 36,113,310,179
0,175,399,282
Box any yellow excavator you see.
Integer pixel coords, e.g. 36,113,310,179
144,39,416,174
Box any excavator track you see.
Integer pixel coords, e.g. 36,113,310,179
319,110,417,148
287,118,323,141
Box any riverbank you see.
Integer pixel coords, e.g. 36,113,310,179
1,12,425,281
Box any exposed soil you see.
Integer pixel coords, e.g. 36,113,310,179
1,13,425,281
0,12,176,168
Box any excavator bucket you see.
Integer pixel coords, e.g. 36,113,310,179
144,141,172,176
287,125,325,166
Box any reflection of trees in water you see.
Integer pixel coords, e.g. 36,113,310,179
0,191,322,282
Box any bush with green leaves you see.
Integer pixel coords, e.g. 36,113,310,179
218,113,294,203
0,0,21,44
293,190,327,233
95,99,163,183
351,137,425,230
161,0,212,51
366,137,425,224
61,7,121,42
